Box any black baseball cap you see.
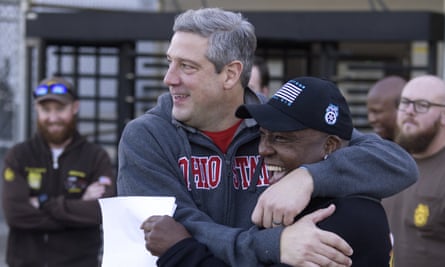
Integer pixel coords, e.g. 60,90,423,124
236,76,353,140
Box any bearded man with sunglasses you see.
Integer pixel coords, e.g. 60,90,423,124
1,77,116,267
383,74,445,267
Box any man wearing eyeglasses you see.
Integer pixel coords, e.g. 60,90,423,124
1,77,116,267
383,74,445,267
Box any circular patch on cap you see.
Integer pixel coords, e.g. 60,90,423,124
325,104,339,125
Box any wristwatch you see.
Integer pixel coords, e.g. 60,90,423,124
38,194,49,209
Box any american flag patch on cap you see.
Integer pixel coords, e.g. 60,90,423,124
273,80,305,106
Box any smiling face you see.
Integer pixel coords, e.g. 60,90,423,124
36,100,79,148
367,96,398,140
366,76,405,140
163,31,231,131
258,127,329,184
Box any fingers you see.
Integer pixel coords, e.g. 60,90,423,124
304,250,351,267
318,244,352,266
305,230,352,266
281,226,352,267
319,229,353,258
307,204,336,223
140,215,163,230
282,211,295,227
140,215,166,255
252,197,295,228
252,169,313,228
280,206,352,267
252,193,287,228
261,199,273,228
258,202,337,228
251,196,264,227
140,215,189,257
272,213,284,228
251,200,264,226
304,220,353,265
295,249,348,267
303,205,353,258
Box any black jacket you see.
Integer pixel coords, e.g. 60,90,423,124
2,131,116,267
157,196,390,267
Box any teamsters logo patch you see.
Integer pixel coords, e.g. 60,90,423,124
414,203,429,227
325,104,339,125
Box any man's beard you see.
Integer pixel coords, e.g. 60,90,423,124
395,118,440,154
38,117,77,146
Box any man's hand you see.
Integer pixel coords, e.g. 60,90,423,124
82,176,111,201
280,205,353,267
140,215,191,256
252,167,313,228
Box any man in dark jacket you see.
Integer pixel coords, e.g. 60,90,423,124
2,76,116,267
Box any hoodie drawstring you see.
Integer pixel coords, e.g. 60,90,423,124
249,156,263,193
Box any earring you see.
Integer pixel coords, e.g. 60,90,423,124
323,154,329,160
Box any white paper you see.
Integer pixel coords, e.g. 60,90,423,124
99,196,177,267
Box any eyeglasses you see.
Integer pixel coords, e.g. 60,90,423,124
398,98,445,113
33,83,75,99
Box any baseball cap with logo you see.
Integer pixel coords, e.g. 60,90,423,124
33,77,78,104
236,76,353,140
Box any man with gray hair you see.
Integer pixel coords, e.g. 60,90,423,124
118,8,417,266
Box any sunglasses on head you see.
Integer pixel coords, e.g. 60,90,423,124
33,83,75,98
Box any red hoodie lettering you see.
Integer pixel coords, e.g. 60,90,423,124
179,155,269,191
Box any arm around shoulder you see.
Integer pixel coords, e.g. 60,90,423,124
306,129,418,199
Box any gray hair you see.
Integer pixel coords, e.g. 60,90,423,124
173,8,257,88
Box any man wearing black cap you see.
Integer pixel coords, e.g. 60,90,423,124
237,76,392,266
2,77,116,267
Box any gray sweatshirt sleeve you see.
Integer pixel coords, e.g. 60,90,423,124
305,129,418,198
117,116,281,266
